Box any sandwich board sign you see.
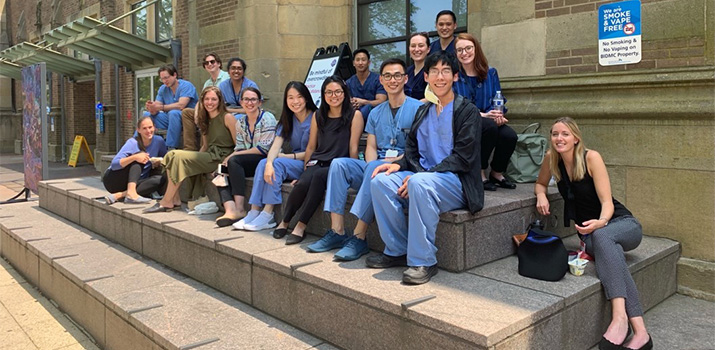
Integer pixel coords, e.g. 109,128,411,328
599,0,642,66
304,42,355,107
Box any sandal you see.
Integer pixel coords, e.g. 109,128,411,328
216,213,245,228
143,203,173,213
489,175,517,189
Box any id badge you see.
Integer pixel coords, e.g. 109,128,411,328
385,149,399,158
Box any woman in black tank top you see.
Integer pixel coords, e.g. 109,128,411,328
534,117,652,350
273,76,364,245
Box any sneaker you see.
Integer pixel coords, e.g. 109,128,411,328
307,229,351,252
365,253,407,268
244,211,277,231
104,194,116,205
334,236,369,261
402,265,438,285
125,196,153,204
233,209,261,230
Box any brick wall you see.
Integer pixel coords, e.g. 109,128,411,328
195,0,239,27
546,36,707,75
535,0,668,18
196,39,241,70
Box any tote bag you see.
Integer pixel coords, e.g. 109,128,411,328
505,123,547,183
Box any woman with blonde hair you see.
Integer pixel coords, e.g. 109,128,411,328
535,117,652,350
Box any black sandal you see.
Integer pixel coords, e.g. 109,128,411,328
285,233,305,245
143,203,173,213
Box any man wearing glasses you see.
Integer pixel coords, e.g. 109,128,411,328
202,52,229,89
182,52,230,151
144,64,198,149
306,58,422,261
346,49,387,122
429,10,458,55
366,51,483,285
219,57,259,115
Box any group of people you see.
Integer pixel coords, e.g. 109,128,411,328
100,9,651,350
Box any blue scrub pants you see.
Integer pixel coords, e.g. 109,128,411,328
371,171,466,267
324,158,389,224
359,105,372,123
144,110,182,148
249,158,305,206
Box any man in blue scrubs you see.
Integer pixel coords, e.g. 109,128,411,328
307,58,423,261
219,57,259,115
143,64,198,149
346,49,387,122
367,51,484,285
429,10,457,55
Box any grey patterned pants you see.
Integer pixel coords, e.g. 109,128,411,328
582,215,644,317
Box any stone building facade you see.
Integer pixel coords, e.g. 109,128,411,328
0,0,712,300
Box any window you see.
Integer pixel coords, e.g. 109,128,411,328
357,0,467,71
131,0,173,43
135,69,162,120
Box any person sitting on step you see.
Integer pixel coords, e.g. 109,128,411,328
273,76,364,245
535,117,653,350
143,86,236,213
103,116,167,205
306,58,422,261
235,81,316,231
143,64,198,149
366,51,483,285
215,87,277,227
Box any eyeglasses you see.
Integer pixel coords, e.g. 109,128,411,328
229,66,244,72
428,69,453,77
381,73,405,81
241,98,259,103
324,90,344,97
456,46,475,54
203,59,217,67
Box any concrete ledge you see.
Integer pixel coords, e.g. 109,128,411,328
29,178,681,349
0,202,326,350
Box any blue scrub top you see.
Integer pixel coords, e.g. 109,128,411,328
110,135,167,178
366,97,422,159
405,65,427,100
346,71,386,101
417,102,454,170
218,77,259,108
453,67,506,113
276,112,313,153
156,79,198,109
429,36,456,55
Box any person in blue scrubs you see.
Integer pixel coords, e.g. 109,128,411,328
405,32,430,100
366,51,483,285
219,57,259,115
235,81,317,231
346,49,387,121
453,33,517,191
307,58,422,261
429,10,457,55
143,64,198,149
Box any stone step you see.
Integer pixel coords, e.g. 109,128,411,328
0,201,331,350
41,176,568,272
32,177,680,349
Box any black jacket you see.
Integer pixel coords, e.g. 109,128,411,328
395,94,484,214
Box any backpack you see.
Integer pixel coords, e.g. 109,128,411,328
505,123,548,183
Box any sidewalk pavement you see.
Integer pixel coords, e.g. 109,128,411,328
1,153,714,349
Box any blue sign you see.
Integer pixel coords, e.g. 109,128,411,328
598,0,642,66
96,102,104,133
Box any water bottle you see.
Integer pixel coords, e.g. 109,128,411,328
492,91,504,112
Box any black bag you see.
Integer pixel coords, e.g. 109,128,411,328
517,227,568,282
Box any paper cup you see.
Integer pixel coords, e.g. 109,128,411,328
568,258,588,276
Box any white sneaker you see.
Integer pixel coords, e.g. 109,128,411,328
232,209,260,230
244,211,277,231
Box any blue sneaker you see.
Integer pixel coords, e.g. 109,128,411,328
307,229,350,252
334,235,369,261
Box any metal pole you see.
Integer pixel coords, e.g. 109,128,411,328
60,74,66,161
103,0,158,27
40,63,49,181
115,63,120,151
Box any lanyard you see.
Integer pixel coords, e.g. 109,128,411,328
244,110,264,146
230,80,242,105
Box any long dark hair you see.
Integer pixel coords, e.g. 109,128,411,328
455,33,489,81
196,86,230,135
134,116,154,152
317,75,353,129
279,81,316,144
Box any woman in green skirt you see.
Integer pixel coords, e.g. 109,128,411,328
144,86,236,213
